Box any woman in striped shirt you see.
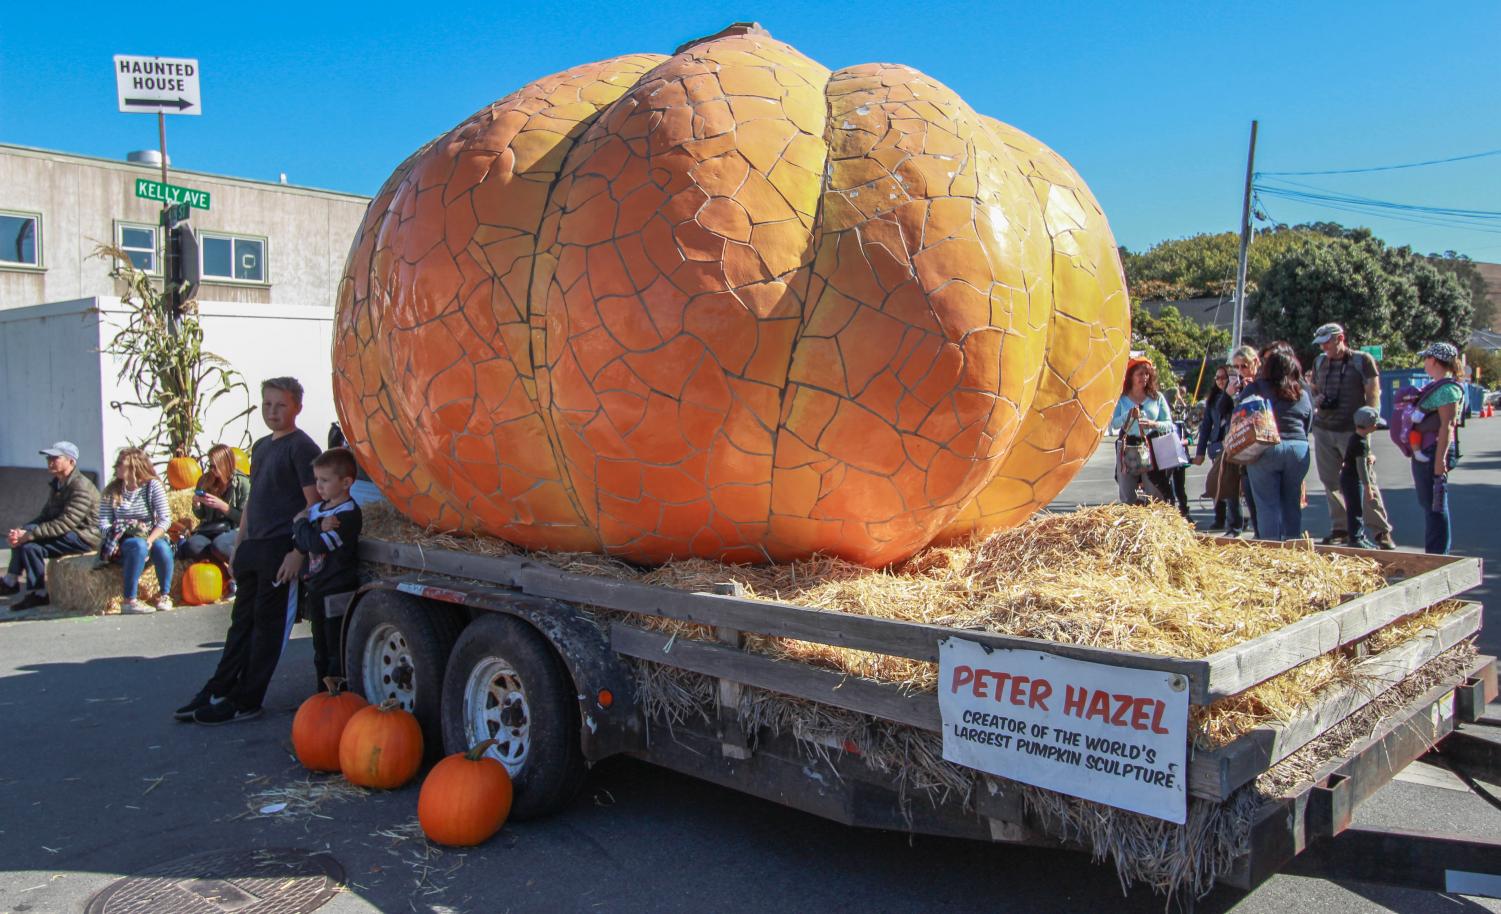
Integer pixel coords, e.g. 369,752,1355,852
99,448,174,614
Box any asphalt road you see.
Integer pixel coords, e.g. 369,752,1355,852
2,420,1500,914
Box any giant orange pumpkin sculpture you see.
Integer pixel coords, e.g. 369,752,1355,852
333,23,1129,567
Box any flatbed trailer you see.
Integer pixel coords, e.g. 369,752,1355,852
338,536,1499,898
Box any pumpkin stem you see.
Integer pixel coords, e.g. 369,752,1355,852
674,22,767,54
377,698,403,712
323,676,346,695
464,739,499,761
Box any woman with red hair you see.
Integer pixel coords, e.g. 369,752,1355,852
1109,358,1175,505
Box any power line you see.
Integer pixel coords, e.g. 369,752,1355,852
1257,147,1501,177
1252,180,1501,236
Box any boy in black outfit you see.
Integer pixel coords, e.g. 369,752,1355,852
1339,407,1386,550
293,448,363,690
180,378,320,725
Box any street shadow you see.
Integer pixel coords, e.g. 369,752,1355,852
0,627,1292,914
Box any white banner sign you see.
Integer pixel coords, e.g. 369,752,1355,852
114,55,202,115
938,638,1190,823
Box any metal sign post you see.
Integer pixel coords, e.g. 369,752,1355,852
114,54,202,331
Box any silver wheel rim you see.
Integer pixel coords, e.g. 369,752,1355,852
362,622,416,712
463,658,530,775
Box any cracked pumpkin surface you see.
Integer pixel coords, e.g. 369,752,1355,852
333,26,1129,567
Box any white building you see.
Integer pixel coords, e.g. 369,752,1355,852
0,143,369,522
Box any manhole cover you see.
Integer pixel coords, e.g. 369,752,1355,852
85,848,343,914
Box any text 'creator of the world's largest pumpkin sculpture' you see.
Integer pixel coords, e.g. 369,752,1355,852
332,23,1130,567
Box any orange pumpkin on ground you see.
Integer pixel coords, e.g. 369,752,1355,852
333,22,1129,567
292,678,369,772
166,456,202,491
418,739,514,846
338,699,424,789
180,562,224,606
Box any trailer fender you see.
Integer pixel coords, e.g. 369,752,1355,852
344,578,644,760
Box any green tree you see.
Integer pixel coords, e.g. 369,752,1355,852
1429,252,1493,331
1121,226,1338,301
1249,235,1472,361
1465,346,1501,387
1131,301,1230,360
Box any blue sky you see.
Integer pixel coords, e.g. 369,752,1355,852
5,0,1499,259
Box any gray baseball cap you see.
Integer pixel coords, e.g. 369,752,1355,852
1353,406,1385,430
1312,323,1345,345
39,441,80,461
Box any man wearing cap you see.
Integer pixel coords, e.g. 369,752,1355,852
1309,323,1394,548
1,442,102,611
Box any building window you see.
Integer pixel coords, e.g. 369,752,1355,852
0,210,42,267
116,222,158,273
201,232,267,283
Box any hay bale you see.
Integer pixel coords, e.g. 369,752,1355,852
47,554,178,614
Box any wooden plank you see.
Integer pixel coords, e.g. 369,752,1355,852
1189,601,1482,801
360,539,526,586
610,623,943,732
1219,668,1473,891
1202,555,1482,700
520,555,1213,699
1219,536,1467,578
363,538,1212,701
712,582,753,760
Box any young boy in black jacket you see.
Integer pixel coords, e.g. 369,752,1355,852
292,448,362,690
1339,407,1385,550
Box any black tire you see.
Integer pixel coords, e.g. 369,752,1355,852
441,613,587,820
343,589,464,760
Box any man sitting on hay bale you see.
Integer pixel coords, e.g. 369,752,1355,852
2,442,101,612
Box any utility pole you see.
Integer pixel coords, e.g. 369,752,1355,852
1231,120,1258,356
157,109,181,335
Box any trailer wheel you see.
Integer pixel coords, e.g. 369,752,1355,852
442,614,587,820
344,590,463,758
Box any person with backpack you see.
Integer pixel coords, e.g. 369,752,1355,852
1308,323,1395,549
1401,343,1466,555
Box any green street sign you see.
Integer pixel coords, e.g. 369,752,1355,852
1359,344,1383,361
134,177,210,210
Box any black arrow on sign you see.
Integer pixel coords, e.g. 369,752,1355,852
124,96,194,110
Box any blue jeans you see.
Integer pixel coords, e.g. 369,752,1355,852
1246,440,1310,541
8,530,92,589
180,530,237,563
1410,447,1455,555
118,537,174,601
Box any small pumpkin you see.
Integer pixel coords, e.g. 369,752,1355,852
418,739,513,846
292,677,369,772
338,698,423,788
181,562,224,606
231,446,251,476
166,455,202,491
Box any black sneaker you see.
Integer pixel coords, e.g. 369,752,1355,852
1374,533,1397,551
173,689,214,722
0,579,20,597
193,700,262,726
11,591,49,612
1349,535,1378,550
1318,533,1347,546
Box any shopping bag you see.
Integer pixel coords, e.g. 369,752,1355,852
1150,429,1187,470
1225,396,1280,465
